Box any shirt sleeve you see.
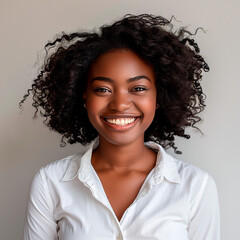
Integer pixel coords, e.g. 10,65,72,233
23,169,58,240
188,174,220,240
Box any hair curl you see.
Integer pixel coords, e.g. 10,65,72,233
20,14,209,154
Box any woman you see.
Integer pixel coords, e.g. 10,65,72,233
21,14,220,239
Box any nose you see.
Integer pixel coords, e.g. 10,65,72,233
108,91,132,112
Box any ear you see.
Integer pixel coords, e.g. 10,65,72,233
156,103,160,109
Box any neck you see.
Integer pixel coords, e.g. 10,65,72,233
92,136,156,172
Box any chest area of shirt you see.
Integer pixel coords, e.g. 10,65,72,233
55,180,189,240
97,170,150,221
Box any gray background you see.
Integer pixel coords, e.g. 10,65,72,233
1,0,239,239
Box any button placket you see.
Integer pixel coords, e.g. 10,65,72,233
116,235,122,240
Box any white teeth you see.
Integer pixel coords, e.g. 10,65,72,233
105,118,136,126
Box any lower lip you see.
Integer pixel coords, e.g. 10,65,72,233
101,117,140,131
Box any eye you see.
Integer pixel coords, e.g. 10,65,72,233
94,87,111,94
131,86,148,92
95,87,110,92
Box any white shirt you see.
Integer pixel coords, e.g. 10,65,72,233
23,139,220,240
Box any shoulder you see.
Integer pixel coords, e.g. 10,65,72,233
41,154,76,179
173,156,211,188
38,150,86,183
32,140,98,187
175,158,208,182
171,157,218,203
147,141,215,189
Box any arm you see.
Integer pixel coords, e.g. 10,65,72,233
23,169,58,240
188,174,220,240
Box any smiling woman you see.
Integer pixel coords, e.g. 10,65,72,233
21,14,220,240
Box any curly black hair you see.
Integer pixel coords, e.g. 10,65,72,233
20,14,209,154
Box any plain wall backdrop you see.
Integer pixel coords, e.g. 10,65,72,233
1,0,239,239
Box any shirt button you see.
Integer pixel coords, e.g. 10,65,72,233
116,235,122,240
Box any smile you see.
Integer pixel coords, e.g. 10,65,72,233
101,116,140,130
104,118,136,126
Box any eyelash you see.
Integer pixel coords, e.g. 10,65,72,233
94,86,148,94
94,87,111,93
131,86,148,92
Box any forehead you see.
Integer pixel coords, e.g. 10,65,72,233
88,49,155,81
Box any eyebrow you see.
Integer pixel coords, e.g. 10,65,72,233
90,75,151,83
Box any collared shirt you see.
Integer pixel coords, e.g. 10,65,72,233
23,139,220,240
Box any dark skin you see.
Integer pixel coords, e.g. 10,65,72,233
84,49,158,221
91,138,157,221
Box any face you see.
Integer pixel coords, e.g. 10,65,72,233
84,49,157,146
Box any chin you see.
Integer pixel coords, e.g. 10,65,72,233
99,132,145,147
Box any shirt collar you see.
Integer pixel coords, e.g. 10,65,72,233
61,139,98,182
144,141,181,185
61,138,181,184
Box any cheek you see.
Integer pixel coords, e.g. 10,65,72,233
86,103,99,120
86,92,102,110
85,95,107,122
140,95,157,112
135,96,156,128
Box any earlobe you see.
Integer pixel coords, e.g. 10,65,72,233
83,93,87,109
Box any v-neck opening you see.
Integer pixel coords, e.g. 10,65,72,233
90,159,156,223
